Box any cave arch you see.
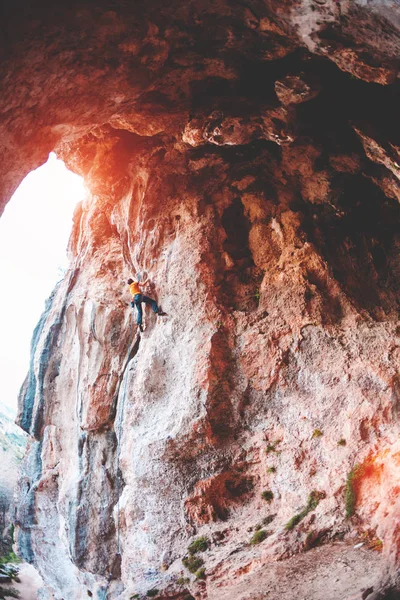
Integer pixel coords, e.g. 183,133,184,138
3,1,400,599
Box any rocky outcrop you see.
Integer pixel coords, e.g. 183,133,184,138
0,0,399,598
0,403,26,555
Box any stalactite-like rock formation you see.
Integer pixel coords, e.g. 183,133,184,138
1,0,400,598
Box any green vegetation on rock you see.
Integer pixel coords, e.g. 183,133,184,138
285,491,325,531
182,555,204,574
188,536,209,554
345,465,361,518
261,490,274,503
262,515,276,526
0,552,21,565
312,429,323,438
195,567,206,579
265,440,281,454
250,529,269,545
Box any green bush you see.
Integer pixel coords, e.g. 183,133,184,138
262,515,275,526
337,439,346,446
182,555,204,574
147,590,159,598
0,552,21,565
285,491,325,531
188,536,209,555
285,513,303,531
261,490,274,503
265,440,281,454
312,429,323,438
176,576,190,585
345,466,361,518
250,529,269,545
195,567,206,579
267,467,276,474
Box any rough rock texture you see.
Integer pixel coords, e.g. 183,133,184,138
0,0,400,598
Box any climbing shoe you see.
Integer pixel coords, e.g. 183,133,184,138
157,308,167,316
138,324,144,332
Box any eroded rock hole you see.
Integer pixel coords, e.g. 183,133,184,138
222,197,263,310
222,197,253,263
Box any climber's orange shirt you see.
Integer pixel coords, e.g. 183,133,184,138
129,281,141,296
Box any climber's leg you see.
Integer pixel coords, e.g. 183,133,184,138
133,293,143,324
142,295,159,314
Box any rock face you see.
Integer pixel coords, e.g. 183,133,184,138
0,0,399,598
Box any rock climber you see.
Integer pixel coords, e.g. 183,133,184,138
127,276,165,332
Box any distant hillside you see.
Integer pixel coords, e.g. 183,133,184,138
0,402,27,557
0,402,26,462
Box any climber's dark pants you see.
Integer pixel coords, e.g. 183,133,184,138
133,293,159,325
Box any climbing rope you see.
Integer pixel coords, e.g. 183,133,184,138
102,311,136,600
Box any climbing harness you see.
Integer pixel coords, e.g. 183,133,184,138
102,313,136,599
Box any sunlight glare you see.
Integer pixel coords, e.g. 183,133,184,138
0,153,86,412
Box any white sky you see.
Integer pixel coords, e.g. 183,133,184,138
0,153,86,414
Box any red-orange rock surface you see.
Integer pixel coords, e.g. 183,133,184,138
0,1,400,599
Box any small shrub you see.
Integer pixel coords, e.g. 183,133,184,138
262,515,276,526
254,523,262,531
195,567,206,579
337,439,346,446
0,551,21,565
307,490,324,510
265,440,281,454
182,555,204,574
285,513,303,531
267,467,276,474
130,596,140,599
285,491,325,530
261,490,274,503
188,536,209,555
312,429,323,438
345,466,361,518
147,590,159,598
177,576,190,585
250,529,269,545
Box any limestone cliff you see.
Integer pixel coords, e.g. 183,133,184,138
1,0,400,598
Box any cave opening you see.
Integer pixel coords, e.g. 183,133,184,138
0,152,85,414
